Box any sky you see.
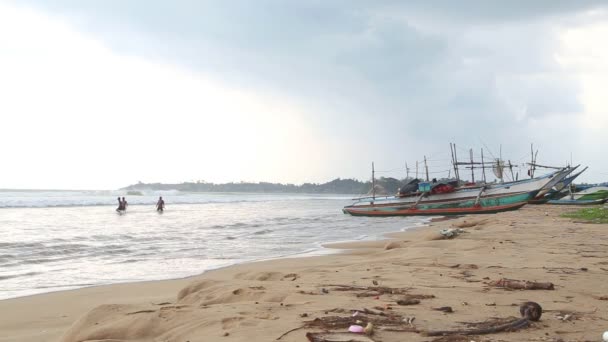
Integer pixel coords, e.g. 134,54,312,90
1,1,608,189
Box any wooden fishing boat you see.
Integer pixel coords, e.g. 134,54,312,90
343,201,527,217
547,198,607,205
343,191,534,217
533,165,579,198
529,166,585,203
570,187,608,201
347,169,562,210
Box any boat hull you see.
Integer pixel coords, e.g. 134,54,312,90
547,199,607,205
343,191,534,217
350,170,560,208
343,202,527,217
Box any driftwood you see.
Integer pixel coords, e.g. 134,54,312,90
424,318,529,336
429,335,489,342
305,332,377,342
488,278,554,290
327,285,411,295
423,302,541,337
396,298,420,305
277,308,415,340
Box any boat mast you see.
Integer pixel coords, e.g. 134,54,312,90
481,148,487,183
451,143,460,183
469,148,475,183
530,143,535,178
372,162,376,200
424,156,429,182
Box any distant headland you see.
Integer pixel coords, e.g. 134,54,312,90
121,177,405,195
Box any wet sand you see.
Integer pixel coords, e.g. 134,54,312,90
1,205,607,342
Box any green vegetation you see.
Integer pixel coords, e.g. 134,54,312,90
123,177,409,195
561,207,608,223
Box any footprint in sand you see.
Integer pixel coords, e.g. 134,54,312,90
221,316,244,329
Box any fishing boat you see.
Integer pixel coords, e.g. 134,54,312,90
343,202,528,216
533,165,579,199
568,186,608,201
342,191,533,216
346,168,563,208
344,142,570,217
547,198,607,205
529,166,588,204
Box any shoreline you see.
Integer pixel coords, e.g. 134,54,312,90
0,217,429,302
2,205,607,341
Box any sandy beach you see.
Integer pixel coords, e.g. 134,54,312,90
2,205,607,342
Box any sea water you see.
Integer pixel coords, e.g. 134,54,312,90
0,190,427,300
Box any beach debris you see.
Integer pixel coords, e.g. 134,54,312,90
520,302,542,321
603,330,608,342
372,280,378,286
305,332,377,342
423,302,542,337
350,308,385,316
433,306,454,313
278,305,421,340
364,322,374,335
397,298,420,306
429,336,486,342
488,278,555,290
300,313,309,318
439,228,466,239
348,325,364,333
322,288,329,294
326,284,433,301
402,316,416,325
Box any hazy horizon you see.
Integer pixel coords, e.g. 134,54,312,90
2,1,608,189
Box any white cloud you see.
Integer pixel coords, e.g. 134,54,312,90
0,3,327,189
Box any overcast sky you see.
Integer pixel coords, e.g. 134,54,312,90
1,1,607,189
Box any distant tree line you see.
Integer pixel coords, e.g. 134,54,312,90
122,177,411,195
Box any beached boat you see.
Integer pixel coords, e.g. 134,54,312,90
529,167,588,204
343,201,527,216
347,169,563,210
547,198,606,205
553,166,588,193
569,186,608,201
533,165,579,199
343,190,535,217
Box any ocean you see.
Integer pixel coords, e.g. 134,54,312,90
0,190,427,300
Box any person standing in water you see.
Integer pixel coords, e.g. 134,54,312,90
121,197,128,211
156,196,165,212
116,197,124,212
